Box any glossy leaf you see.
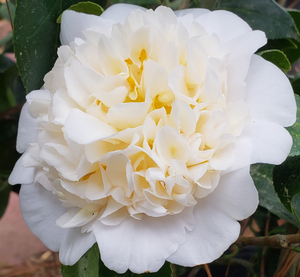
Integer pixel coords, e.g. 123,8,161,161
0,180,10,219
62,243,100,277
258,49,291,71
290,74,300,97
111,0,160,7
215,0,299,40
57,2,104,23
273,156,300,213
0,55,17,112
287,94,300,157
251,164,300,229
13,0,106,94
193,0,218,9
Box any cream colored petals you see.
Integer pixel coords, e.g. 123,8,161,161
9,3,296,274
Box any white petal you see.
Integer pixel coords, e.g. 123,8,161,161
195,10,252,45
210,167,258,220
8,154,35,185
244,120,293,165
100,4,146,24
107,102,151,129
156,126,191,166
63,109,117,145
16,103,38,153
223,31,267,102
245,55,296,127
60,10,115,45
52,89,80,124
167,199,240,266
93,207,193,274
19,183,67,251
59,228,96,265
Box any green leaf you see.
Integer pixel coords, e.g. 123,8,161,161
288,10,300,34
111,0,160,7
0,55,18,112
215,0,299,40
259,38,300,65
258,49,291,71
13,0,106,94
0,180,10,219
62,243,100,277
62,243,173,277
287,94,300,156
251,164,300,229
57,2,104,23
193,0,218,10
273,156,300,213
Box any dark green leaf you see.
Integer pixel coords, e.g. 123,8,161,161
0,111,22,186
0,56,18,112
273,156,300,213
215,0,299,40
13,0,106,94
258,49,291,71
290,74,300,97
193,0,218,10
282,39,300,64
259,38,300,65
111,0,160,7
0,180,10,219
0,53,14,73
57,2,104,23
287,94,300,156
62,243,100,277
13,0,61,93
251,164,300,228
288,10,300,34
167,0,184,10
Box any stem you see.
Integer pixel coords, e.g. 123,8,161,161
5,0,13,29
235,234,300,250
204,264,212,277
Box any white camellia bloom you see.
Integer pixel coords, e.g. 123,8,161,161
10,3,296,274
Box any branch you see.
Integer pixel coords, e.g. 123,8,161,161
235,234,300,250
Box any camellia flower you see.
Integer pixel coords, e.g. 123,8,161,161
9,3,296,274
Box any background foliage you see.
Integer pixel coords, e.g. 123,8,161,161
1,0,300,276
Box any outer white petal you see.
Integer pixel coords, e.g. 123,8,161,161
59,228,96,266
60,10,115,45
209,166,258,220
174,8,209,18
245,55,296,127
100,3,146,24
243,120,293,165
195,10,252,44
168,168,257,266
19,183,68,251
8,154,35,185
93,207,194,274
16,103,38,153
